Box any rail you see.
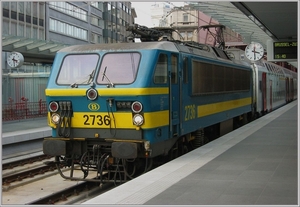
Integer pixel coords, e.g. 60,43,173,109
2,98,47,122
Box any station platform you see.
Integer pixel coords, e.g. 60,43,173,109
2,117,51,158
2,117,49,133
2,117,50,142
83,101,298,205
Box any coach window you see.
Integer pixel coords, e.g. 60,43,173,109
154,53,168,84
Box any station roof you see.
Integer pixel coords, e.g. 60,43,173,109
2,34,69,64
190,1,298,67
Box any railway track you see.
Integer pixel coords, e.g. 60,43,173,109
2,154,52,170
2,162,57,186
27,181,114,204
2,154,116,205
2,154,57,192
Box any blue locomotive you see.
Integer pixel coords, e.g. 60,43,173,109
43,25,297,183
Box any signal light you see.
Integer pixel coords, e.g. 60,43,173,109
49,101,59,112
87,88,98,100
131,101,142,113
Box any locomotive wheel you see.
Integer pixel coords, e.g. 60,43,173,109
168,147,179,161
181,144,189,155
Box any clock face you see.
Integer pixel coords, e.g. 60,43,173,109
7,52,24,68
245,42,264,61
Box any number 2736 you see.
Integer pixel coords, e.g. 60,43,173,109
184,105,196,121
83,115,110,126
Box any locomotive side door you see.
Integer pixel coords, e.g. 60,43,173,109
169,53,181,137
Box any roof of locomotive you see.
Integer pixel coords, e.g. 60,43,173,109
58,41,179,53
58,41,223,61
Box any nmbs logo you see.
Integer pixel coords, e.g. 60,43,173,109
88,103,100,111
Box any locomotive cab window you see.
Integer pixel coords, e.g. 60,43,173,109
183,56,189,84
154,53,168,84
57,54,99,85
171,54,178,84
97,52,140,85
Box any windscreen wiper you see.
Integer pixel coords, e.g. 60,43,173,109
101,66,114,88
70,69,95,88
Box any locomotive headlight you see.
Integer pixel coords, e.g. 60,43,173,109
51,113,60,124
133,114,144,126
87,88,98,100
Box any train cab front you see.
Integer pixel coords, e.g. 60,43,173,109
43,51,156,169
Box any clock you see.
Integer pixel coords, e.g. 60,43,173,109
245,42,264,61
7,51,24,68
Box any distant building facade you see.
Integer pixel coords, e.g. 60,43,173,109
166,5,243,46
150,2,171,27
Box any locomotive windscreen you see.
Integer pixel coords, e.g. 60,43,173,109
57,54,99,85
97,53,141,85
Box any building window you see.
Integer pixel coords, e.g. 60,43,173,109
91,32,102,43
33,17,38,25
26,2,31,15
18,24,24,36
2,2,9,9
91,14,102,27
3,9,9,18
91,2,103,10
39,29,44,40
180,32,186,39
39,19,44,27
39,3,44,19
183,13,188,22
49,2,87,21
11,11,17,19
26,15,31,23
11,23,17,35
26,25,31,38
49,18,88,40
3,20,9,34
187,31,193,40
33,27,38,38
19,13,24,21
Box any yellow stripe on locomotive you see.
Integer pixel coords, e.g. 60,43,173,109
198,97,252,117
45,87,169,97
48,110,170,129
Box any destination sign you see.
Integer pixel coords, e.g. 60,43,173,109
273,41,297,59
